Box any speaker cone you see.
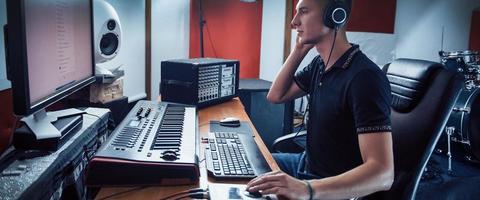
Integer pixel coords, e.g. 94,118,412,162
100,32,119,56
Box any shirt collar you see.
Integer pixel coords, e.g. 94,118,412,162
325,44,360,70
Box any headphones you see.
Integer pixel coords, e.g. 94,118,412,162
323,0,350,29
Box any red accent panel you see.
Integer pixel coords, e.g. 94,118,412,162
0,89,15,153
293,0,299,16
470,10,480,51
348,0,396,33
292,0,396,33
189,0,262,79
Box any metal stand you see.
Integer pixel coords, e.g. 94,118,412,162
445,126,455,175
21,108,86,140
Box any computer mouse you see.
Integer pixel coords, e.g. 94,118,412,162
219,117,241,127
243,190,263,198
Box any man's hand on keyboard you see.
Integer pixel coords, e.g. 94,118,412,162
246,170,310,200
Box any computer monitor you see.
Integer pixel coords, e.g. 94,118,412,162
5,0,95,140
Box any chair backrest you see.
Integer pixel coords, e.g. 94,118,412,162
365,58,463,200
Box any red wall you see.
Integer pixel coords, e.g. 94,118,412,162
470,10,480,51
293,0,397,33
189,0,263,78
0,89,15,153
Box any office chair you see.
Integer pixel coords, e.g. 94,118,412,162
272,58,463,200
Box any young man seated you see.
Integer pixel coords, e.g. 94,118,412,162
247,0,394,199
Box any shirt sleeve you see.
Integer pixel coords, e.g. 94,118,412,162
348,69,392,134
294,55,322,93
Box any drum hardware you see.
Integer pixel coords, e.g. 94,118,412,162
452,107,470,113
445,127,455,174
450,136,470,145
439,50,480,164
443,88,480,165
439,50,480,90
465,81,479,91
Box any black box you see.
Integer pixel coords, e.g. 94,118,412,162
160,58,239,108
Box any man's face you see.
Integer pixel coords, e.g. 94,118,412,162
291,0,330,44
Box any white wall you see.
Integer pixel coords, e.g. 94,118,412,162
259,0,286,82
261,0,480,81
395,0,480,62
151,0,190,100
103,0,146,102
0,0,10,91
347,32,397,67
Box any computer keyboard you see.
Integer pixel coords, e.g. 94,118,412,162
205,132,256,179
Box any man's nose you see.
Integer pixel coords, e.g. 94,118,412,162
291,15,299,29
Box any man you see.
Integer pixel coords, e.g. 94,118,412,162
246,0,394,199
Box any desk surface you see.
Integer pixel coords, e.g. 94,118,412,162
96,98,278,199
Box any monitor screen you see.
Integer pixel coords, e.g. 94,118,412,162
6,0,95,116
25,0,93,104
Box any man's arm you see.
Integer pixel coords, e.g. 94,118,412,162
309,132,394,199
246,132,394,200
266,37,312,104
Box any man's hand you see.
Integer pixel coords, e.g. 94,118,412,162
294,35,315,54
246,171,310,200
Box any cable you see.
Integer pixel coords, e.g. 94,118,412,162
83,112,101,120
205,23,218,57
83,112,109,127
324,28,338,69
291,101,309,149
159,188,207,200
291,28,338,148
96,186,147,200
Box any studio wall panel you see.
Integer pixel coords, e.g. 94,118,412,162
470,10,480,51
189,0,262,78
292,0,397,33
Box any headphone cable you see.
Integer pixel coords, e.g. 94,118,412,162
324,27,338,69
292,27,338,148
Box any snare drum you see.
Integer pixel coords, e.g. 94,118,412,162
446,88,480,160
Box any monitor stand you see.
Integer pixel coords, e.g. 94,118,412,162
14,108,86,151
21,108,85,139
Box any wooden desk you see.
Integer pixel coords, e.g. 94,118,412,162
96,98,279,199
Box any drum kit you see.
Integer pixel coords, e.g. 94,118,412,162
438,50,480,173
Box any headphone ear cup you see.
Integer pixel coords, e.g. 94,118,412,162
323,1,348,29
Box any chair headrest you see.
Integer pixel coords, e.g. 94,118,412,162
383,58,444,113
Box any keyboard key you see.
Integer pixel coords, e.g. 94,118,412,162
210,143,216,151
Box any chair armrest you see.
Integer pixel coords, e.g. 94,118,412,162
272,130,307,153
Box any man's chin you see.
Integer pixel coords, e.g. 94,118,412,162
300,38,318,45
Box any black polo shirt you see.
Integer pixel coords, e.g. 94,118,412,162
294,45,392,178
